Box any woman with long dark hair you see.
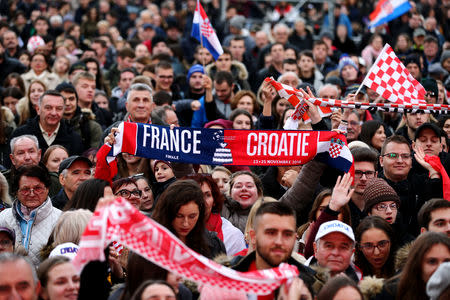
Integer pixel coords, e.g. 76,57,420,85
376,232,450,300
152,180,225,258
184,173,246,256
359,120,387,153
354,216,397,278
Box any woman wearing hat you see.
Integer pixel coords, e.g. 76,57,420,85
363,178,414,247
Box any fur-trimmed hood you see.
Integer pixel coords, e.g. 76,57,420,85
395,241,413,272
205,60,249,81
359,276,384,300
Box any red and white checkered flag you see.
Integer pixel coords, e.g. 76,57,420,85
361,44,426,104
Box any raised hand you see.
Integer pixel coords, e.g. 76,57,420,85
329,173,354,211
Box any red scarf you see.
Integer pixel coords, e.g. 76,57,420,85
206,213,223,241
424,155,450,200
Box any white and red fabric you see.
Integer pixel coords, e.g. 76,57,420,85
361,44,426,105
264,78,333,127
72,197,299,295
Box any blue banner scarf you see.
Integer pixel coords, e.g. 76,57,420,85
108,122,353,172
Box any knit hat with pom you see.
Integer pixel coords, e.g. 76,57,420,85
363,178,400,213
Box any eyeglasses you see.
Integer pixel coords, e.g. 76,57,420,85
359,240,390,253
354,170,376,179
18,185,46,195
115,189,142,199
0,240,13,247
374,203,398,211
382,153,412,160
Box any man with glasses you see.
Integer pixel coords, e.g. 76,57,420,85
0,165,61,265
348,147,379,230
379,135,443,235
154,61,182,102
52,156,93,210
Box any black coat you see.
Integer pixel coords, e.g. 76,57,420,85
11,116,84,155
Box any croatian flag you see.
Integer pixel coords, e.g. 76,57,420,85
369,0,412,28
191,0,223,60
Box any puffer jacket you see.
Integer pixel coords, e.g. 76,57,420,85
0,197,61,265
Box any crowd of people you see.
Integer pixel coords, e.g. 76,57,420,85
0,0,450,299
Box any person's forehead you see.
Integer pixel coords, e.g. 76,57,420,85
430,208,450,221
42,95,64,105
257,213,296,230
354,161,375,171
157,68,173,74
120,183,138,190
61,91,76,98
130,90,151,99
14,138,37,150
77,78,95,85
385,141,410,152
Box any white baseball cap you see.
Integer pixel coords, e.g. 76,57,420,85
315,220,355,242
49,242,79,260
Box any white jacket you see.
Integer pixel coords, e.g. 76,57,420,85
0,198,61,265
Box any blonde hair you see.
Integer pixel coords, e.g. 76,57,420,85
0,172,12,206
51,209,93,245
243,197,277,251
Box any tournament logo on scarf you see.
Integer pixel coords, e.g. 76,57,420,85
108,122,353,172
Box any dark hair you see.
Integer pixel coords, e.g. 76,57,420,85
92,38,107,48
230,35,245,43
351,147,379,169
121,251,173,300
229,171,263,198
118,47,136,59
151,106,175,126
155,60,172,73
313,40,328,50
229,109,254,129
380,135,411,156
82,57,108,92
317,275,363,300
37,256,70,289
3,73,26,94
153,91,172,106
255,201,296,221
63,178,109,211
418,198,450,229
55,82,77,97
1,87,23,104
354,216,397,278
278,105,295,129
360,120,385,151
396,232,450,300
152,180,210,257
120,68,137,77
270,42,284,52
282,58,298,66
130,280,176,300
214,71,234,86
182,173,224,214
34,15,49,26
13,165,51,194
112,177,138,194
299,50,314,60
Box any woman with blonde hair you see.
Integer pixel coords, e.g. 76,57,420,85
0,172,12,212
16,79,46,125
40,209,93,259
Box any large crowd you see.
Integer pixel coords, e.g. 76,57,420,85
0,0,450,299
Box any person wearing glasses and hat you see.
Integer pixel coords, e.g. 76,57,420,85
0,165,61,265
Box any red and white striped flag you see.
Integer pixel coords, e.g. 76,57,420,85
360,44,426,104
264,78,332,128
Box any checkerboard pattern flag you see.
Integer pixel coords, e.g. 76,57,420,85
329,142,343,159
361,44,426,104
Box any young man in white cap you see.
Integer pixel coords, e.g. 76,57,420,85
308,220,361,282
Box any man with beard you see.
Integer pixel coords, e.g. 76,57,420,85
0,35,26,84
232,202,321,299
2,30,21,59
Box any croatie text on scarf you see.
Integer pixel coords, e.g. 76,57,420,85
106,122,353,172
